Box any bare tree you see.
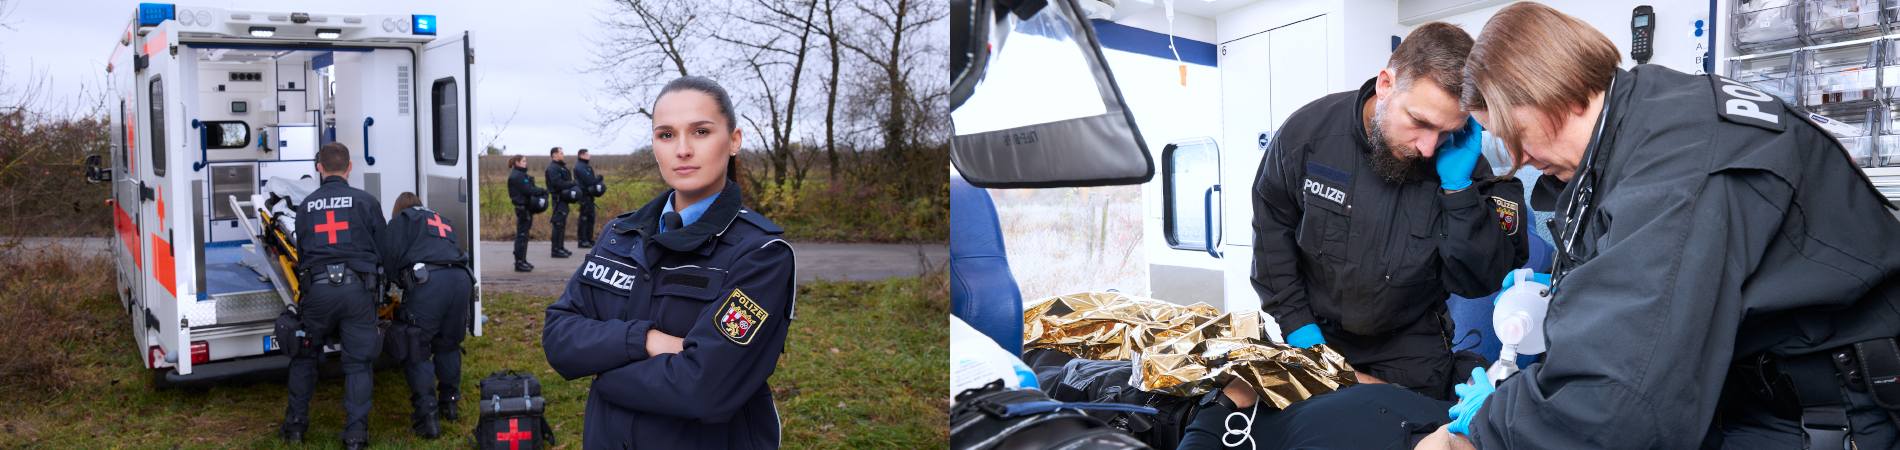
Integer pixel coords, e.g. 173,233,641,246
720,0,820,191
835,0,948,164
584,0,716,138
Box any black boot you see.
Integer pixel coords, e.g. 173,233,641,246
343,438,369,450
439,396,460,423
577,240,594,249
279,423,305,443
551,247,572,258
411,409,442,439
514,259,533,272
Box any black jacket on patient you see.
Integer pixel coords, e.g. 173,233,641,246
1178,383,1451,450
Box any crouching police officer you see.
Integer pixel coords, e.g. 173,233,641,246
380,192,473,440
283,142,386,449
507,155,548,272
1417,3,1900,449
542,76,796,449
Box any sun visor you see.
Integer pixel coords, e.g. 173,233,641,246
950,0,1153,189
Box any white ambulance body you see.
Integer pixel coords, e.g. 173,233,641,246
99,3,483,385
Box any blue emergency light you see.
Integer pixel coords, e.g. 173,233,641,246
138,3,175,26
412,15,437,35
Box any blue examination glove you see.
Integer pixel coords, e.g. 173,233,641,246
1448,367,1496,435
1286,323,1325,349
1498,268,1553,292
1435,116,1485,191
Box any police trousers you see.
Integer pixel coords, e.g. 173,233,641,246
1319,306,1457,401
401,268,471,415
285,280,381,440
514,207,533,260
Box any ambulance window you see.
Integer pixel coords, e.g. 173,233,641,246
431,78,459,165
149,77,166,177
204,121,250,149
1163,137,1219,251
119,100,129,169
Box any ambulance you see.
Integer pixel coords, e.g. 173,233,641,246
83,3,483,386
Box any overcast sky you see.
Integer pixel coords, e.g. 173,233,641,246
0,0,638,155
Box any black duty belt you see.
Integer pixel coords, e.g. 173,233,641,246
1735,337,1900,448
301,263,370,286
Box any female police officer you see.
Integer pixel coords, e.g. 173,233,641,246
380,192,473,440
541,76,797,450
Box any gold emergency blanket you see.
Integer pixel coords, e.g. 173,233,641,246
1023,292,1356,408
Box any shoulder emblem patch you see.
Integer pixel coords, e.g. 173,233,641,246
1491,197,1521,236
716,289,770,345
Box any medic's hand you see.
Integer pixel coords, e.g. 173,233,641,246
1448,367,1496,435
1498,268,1552,292
646,329,685,356
1286,323,1326,349
1435,116,1485,191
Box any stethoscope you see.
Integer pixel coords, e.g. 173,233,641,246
1549,76,1620,291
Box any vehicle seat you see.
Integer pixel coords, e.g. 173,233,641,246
950,176,1026,357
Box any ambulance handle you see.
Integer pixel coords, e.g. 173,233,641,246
362,117,377,165
1204,185,1222,259
190,119,209,172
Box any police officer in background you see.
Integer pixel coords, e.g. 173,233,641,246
283,142,386,450
574,148,601,249
380,192,473,440
545,147,578,258
1418,3,1900,448
507,155,547,272
1252,22,1529,401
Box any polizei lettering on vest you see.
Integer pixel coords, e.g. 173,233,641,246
304,196,354,211
1304,178,1347,205
582,261,636,290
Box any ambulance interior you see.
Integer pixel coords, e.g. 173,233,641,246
186,45,418,322
951,0,1900,369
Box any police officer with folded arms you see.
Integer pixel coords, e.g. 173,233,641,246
282,142,385,450
507,155,547,272
1252,21,1529,401
546,147,578,258
380,192,473,440
542,76,796,449
1417,3,1900,448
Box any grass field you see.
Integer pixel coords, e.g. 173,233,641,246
477,155,946,244
0,250,949,449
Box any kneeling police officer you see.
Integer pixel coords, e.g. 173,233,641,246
283,142,386,449
1418,3,1900,448
380,192,473,440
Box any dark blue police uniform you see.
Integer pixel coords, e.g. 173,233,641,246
574,158,600,248
542,179,797,450
546,160,577,252
381,206,474,426
286,175,386,444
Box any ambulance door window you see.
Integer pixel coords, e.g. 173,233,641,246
430,78,458,165
119,100,129,169
1163,137,1219,251
149,77,166,177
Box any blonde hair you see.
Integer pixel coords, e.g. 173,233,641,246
1462,1,1620,173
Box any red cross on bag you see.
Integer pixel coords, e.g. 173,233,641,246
496,417,534,450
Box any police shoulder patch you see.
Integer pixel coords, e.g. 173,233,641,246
1711,76,1786,132
715,289,770,345
1491,196,1521,236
